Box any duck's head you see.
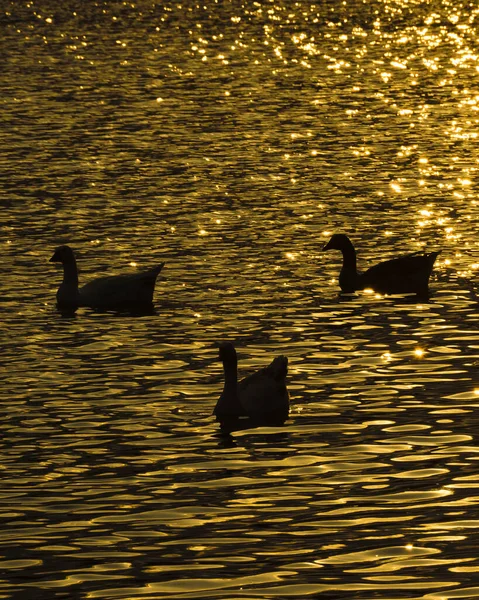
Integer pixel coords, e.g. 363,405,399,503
218,342,238,364
322,233,351,251
50,245,75,263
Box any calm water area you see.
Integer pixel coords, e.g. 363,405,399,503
2,0,479,598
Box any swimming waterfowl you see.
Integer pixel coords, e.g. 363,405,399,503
213,342,289,427
322,234,440,296
50,245,164,311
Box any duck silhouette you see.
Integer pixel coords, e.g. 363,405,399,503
323,234,440,296
50,245,164,311
213,342,289,428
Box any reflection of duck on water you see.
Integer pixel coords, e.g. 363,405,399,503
323,233,440,296
213,342,289,430
50,245,164,312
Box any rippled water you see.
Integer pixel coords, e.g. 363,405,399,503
3,0,479,598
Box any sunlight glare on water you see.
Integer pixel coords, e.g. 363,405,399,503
2,0,479,598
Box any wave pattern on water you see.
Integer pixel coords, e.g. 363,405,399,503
2,0,479,598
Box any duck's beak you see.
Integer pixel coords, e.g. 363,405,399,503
322,240,332,251
49,251,60,262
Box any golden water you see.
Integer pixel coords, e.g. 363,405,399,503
2,0,479,598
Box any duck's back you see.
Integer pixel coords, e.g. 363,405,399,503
80,264,164,309
359,252,439,295
238,355,289,423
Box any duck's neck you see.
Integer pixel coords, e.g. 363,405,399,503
57,256,80,309
223,360,238,395
214,358,244,417
338,238,359,292
61,255,79,287
339,237,357,271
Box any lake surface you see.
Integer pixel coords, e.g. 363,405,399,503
2,0,479,598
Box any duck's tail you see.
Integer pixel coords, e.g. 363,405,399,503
152,262,166,278
426,251,441,277
267,355,288,380
141,263,165,283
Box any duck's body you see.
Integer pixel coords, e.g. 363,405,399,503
214,342,289,427
323,234,440,296
50,245,164,311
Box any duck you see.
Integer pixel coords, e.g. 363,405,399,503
50,245,165,311
322,233,440,296
213,342,289,427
